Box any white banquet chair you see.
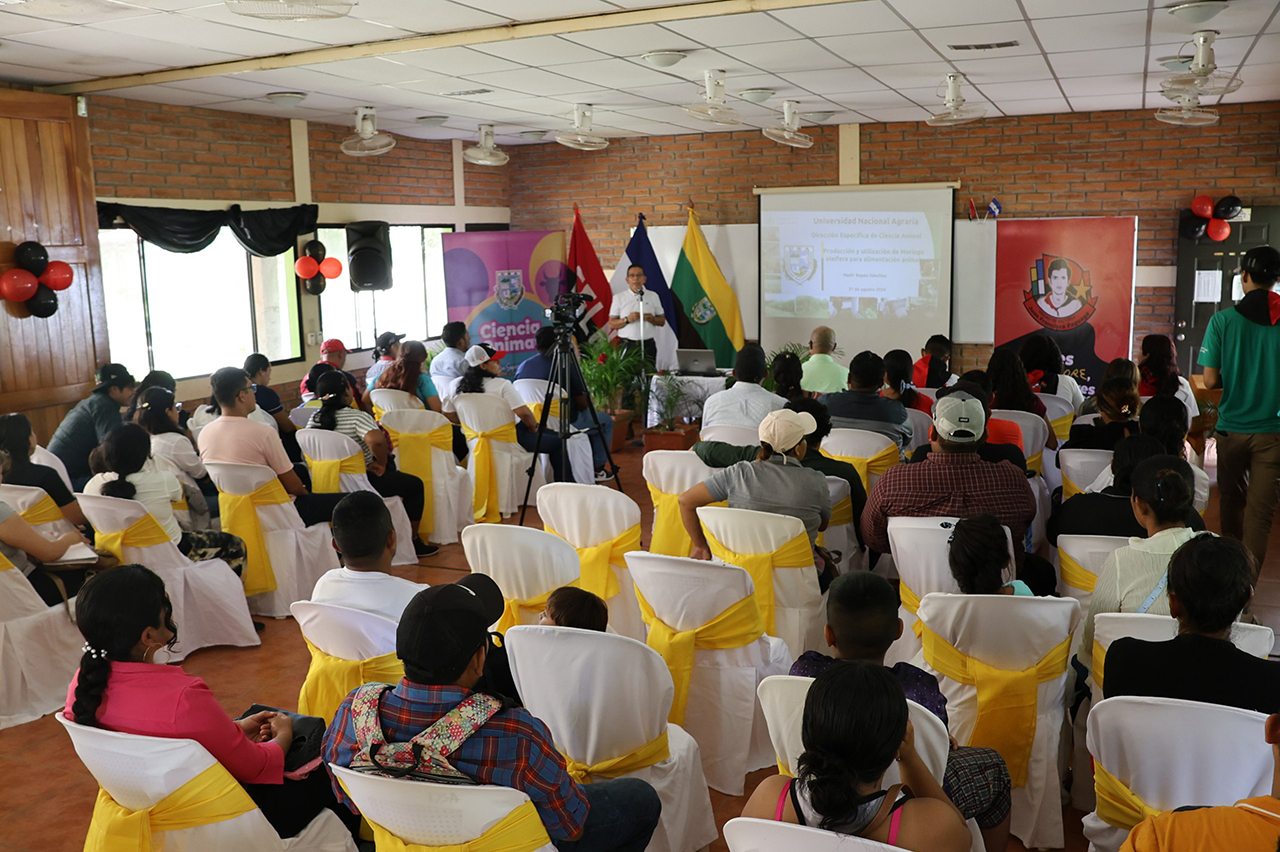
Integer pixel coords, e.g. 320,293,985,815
290,601,401,724
0,482,76,537
369,388,423,418
461,525,581,632
454,393,543,521
31,444,73,493
380,408,470,545
726,818,897,852
993,409,1051,476
512,378,594,484
698,424,759,446
904,407,933,454
821,429,899,494
642,450,720,558
1090,612,1274,694
0,555,82,729
1058,449,1114,501
1055,534,1127,624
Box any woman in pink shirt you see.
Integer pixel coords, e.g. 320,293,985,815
64,565,358,839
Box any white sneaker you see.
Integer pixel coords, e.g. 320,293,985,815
595,469,614,482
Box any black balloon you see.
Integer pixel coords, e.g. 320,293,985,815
303,274,326,296
14,241,48,277
1213,195,1243,221
25,284,57,318
302,239,326,261
1180,210,1208,240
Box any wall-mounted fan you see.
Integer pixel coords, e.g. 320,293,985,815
1155,93,1220,126
925,72,986,127
340,107,396,157
763,101,814,149
555,104,609,151
463,124,509,167
1160,30,1242,97
682,69,742,126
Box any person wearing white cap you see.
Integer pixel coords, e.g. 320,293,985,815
679,408,832,568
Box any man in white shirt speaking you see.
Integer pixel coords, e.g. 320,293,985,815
702,343,784,430
608,264,666,368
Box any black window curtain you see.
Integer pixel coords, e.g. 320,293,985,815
97,202,319,257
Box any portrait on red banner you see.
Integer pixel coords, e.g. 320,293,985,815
994,217,1137,395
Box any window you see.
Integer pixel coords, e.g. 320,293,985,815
98,227,303,380
317,225,451,348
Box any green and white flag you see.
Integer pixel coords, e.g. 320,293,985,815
670,208,745,367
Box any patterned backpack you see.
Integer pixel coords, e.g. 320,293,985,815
347,682,504,784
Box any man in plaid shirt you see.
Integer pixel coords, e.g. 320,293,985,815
322,574,661,852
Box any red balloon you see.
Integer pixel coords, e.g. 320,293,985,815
1207,218,1231,242
0,268,38,302
319,257,343,279
1191,194,1215,219
294,256,319,279
38,260,73,291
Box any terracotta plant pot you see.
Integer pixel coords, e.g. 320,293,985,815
643,428,699,452
604,409,634,453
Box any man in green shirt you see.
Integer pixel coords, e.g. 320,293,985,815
800,325,847,394
1199,245,1280,573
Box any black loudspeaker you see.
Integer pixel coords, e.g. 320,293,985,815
346,221,392,291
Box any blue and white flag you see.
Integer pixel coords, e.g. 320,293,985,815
987,197,1002,218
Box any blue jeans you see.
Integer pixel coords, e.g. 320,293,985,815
571,408,614,470
516,423,569,481
556,778,661,852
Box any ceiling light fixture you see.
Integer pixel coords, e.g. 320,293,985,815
801,110,835,123
1160,29,1242,97
442,88,492,97
1166,0,1230,25
947,40,1020,50
642,50,686,68
463,124,509,167
682,69,742,126
738,88,774,104
520,130,548,141
415,115,448,127
763,100,814,149
925,72,986,127
340,107,396,157
265,91,306,107
555,104,609,151
225,0,353,20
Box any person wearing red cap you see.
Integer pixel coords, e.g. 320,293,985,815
299,339,366,412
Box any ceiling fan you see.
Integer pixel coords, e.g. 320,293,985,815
225,0,354,20
682,69,742,126
1160,29,1243,97
763,101,814,149
340,107,396,157
925,72,986,127
1155,93,1220,126
463,125,510,167
555,104,609,151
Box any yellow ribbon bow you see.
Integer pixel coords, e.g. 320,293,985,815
84,762,256,852
461,422,518,524
1062,473,1085,500
335,786,551,852
528,398,561,424
1092,639,1109,692
544,523,641,600
0,552,16,571
821,443,899,493
563,730,671,784
703,526,812,635
816,494,854,548
20,493,65,526
637,587,765,724
217,478,291,597
898,580,925,638
303,450,366,494
1050,412,1074,443
1026,451,1044,476
297,638,405,725
922,625,1071,788
1093,760,1160,832
645,485,725,557
383,422,454,540
1058,549,1098,595
95,513,172,564
495,579,580,636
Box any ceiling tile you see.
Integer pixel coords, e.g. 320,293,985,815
198,98,337,119
1034,11,1151,53
1048,46,1147,78
817,30,939,66
857,105,933,122
1058,72,1148,98
96,82,233,105
393,46,523,77
663,11,802,47
345,0,508,31
769,2,907,38
544,87,667,109
165,76,286,98
451,0,620,19
825,88,915,109
975,79,1064,100
562,23,703,55
0,0,154,25
778,67,881,95
952,53,1054,84
465,66,596,96
469,35,612,66
861,61,953,89
297,57,433,85
7,25,240,67
95,12,324,55
722,38,850,73
1067,94,1145,111
923,21,1041,59
998,96,1071,115
182,2,414,47
0,40,164,77
1021,0,1147,15
0,62,87,84
615,103,725,130
890,0,1023,29
394,75,497,97
0,10,71,36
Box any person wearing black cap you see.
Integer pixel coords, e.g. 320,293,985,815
1200,244,1280,574
323,577,662,852
365,330,405,389
48,363,137,486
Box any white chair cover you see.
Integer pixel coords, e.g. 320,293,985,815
204,462,340,618
0,483,75,537
32,444,73,493
904,408,932,454
1035,394,1075,493
820,477,853,564
917,387,938,401
1092,612,1275,689
380,409,470,545
696,506,824,658
329,766,553,852
0,562,82,728
435,375,462,403
290,600,398,659
59,716,357,852
1075,412,1102,427
822,429,899,491
1055,534,1128,619
461,525,581,629
626,552,792,795
1059,449,1114,499
537,483,644,640
369,388,424,415
506,625,719,852
1038,390,1079,419
698,424,759,446
725,818,897,852
1083,697,1272,852
295,429,418,566
1029,472,1052,554
917,593,1081,850
642,450,718,558
992,409,1049,467
512,378,594,484
76,493,259,662
287,404,317,428
454,393,542,518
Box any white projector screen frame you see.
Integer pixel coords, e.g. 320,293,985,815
756,182,957,363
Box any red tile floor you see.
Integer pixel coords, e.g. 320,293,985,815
2,440,1270,852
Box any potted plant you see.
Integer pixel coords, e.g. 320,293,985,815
579,335,642,453
643,373,699,451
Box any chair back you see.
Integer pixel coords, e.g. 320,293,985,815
643,450,718,557
288,405,315,427
461,525,581,621
819,476,852,557
77,492,187,569
455,392,516,432
697,505,811,560
329,765,552,850
1075,412,1102,427
821,428,898,491
726,818,898,851
1092,612,1275,691
205,462,306,532
31,445,73,492
370,388,423,415
1059,449,1113,498
1056,534,1127,604
290,601,398,660
436,375,462,402
698,424,759,446
381,407,451,436
0,482,75,536
537,483,640,550
627,552,756,633
1037,392,1076,434
904,408,932,453
297,429,372,493
992,409,1049,466
511,379,567,429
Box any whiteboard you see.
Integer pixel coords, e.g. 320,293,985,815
952,219,997,344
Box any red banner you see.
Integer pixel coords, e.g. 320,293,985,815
994,217,1136,395
567,208,612,338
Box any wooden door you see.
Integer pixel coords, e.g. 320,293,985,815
0,89,107,442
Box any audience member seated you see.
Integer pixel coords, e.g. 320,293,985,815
1048,435,1205,545
306,372,433,558
822,351,913,451
64,566,359,840
913,334,954,389
1080,358,1139,416
134,387,213,529
515,327,614,478
444,344,569,482
702,342,785,430
1119,711,1280,852
0,454,91,606
297,339,364,410
1138,332,1197,427
882,349,933,415
862,390,1053,595
322,579,662,852
742,661,972,852
538,586,609,632
1079,455,1200,673
956,370,1024,450
0,412,87,527
310,491,427,621
198,367,344,526
123,370,185,428
189,371,279,432
771,350,805,403
908,381,1027,472
1021,334,1084,412
370,340,441,410
1133,395,1210,510
299,362,335,405
430,321,471,382
47,363,136,486
987,349,1058,450
948,513,1033,596
244,353,299,451
1105,534,1280,713
801,325,847,395
789,573,1013,852
85,423,247,574
364,330,404,389
1058,377,1139,455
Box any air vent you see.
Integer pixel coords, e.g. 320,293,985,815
947,40,1020,51
442,88,493,97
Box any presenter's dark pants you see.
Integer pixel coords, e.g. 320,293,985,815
619,338,657,410
1216,430,1280,576
557,778,662,852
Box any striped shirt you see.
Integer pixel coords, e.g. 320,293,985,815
306,407,379,467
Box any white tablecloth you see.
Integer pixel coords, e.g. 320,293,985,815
646,373,731,428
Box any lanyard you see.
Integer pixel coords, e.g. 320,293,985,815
1136,572,1169,614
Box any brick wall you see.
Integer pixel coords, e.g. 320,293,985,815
88,96,294,200
464,159,510,207
309,124,453,205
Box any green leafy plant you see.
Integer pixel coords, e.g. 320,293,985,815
649,373,692,432
579,335,643,412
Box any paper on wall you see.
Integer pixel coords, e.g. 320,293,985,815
1194,269,1221,303
1232,273,1244,302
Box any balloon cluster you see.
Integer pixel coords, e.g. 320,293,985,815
0,241,73,318
295,240,343,296
1182,194,1242,243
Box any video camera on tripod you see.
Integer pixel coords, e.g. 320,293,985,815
545,290,593,330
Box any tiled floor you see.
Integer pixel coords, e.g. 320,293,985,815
3,438,1272,852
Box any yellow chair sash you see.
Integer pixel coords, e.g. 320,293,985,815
544,523,641,600
336,786,550,852
171,499,189,512
1027,451,1044,476
304,450,366,494
1050,412,1074,443
921,625,1071,788
1094,760,1160,832
822,444,898,493
20,493,65,526
1059,550,1098,594
898,580,925,638
383,423,454,540
564,729,670,784
646,486,725,557
495,578,580,635
0,552,15,571
1092,639,1108,692
1062,473,1084,500
637,587,765,724
528,398,561,424
95,513,173,565
703,526,812,635
460,422,518,524
218,478,291,597
84,762,256,852
816,495,854,548
297,638,404,725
